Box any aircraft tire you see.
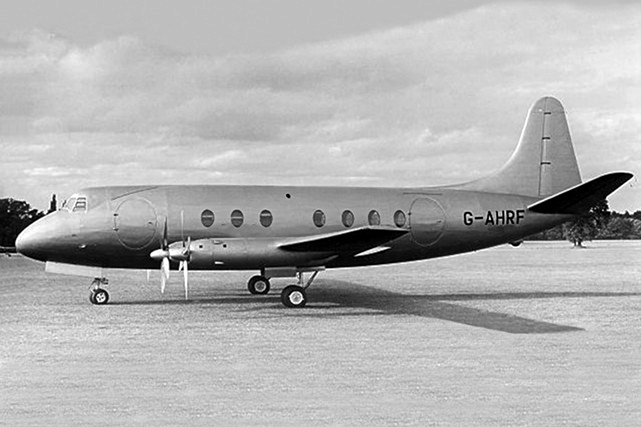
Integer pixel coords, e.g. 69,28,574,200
90,289,110,305
281,285,307,308
247,275,270,295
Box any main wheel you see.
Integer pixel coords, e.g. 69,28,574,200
281,285,307,308
90,289,110,305
247,275,270,295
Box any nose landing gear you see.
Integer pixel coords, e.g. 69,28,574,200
89,277,110,305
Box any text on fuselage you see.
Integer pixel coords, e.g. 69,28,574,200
463,209,525,226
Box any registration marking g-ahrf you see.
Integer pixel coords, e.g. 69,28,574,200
463,209,526,226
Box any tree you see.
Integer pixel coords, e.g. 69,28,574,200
602,216,635,239
527,224,564,240
0,199,45,247
562,199,610,247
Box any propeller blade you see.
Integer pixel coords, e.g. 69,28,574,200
160,257,170,294
162,216,168,250
180,210,185,247
182,260,189,300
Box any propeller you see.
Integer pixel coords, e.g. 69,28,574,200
178,210,191,299
150,212,191,300
177,238,191,300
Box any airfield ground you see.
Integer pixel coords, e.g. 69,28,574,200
1,241,640,426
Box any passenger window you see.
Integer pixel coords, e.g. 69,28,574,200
313,210,326,228
394,210,406,227
201,209,215,227
73,197,87,212
260,210,273,227
342,210,354,227
231,210,244,228
368,210,381,226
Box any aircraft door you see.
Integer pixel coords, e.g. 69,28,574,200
113,198,158,250
409,197,446,246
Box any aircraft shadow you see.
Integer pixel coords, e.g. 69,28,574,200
111,280,641,334
280,281,584,334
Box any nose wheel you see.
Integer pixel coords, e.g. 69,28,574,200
89,278,110,305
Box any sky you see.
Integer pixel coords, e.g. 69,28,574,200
1,0,639,212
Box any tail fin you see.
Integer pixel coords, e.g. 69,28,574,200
461,97,582,197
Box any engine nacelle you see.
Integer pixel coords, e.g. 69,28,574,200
186,238,327,270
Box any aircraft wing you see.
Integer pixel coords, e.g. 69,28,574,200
527,172,633,214
278,226,408,254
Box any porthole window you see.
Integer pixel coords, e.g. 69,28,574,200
394,210,406,228
260,209,273,227
368,210,381,226
313,210,326,228
231,209,244,228
342,210,354,227
201,209,215,227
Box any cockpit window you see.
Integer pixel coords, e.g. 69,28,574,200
61,195,88,212
73,197,87,212
63,197,77,211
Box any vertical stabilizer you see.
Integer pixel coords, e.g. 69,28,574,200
460,97,582,197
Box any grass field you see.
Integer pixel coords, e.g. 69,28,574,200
1,241,640,426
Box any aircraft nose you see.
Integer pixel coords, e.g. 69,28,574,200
16,221,44,261
16,214,64,262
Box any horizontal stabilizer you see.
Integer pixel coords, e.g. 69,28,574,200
279,226,408,253
527,172,633,214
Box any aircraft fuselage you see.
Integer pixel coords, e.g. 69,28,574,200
17,184,570,271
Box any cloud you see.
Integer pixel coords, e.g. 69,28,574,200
1,3,640,211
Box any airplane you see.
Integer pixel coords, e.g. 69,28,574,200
15,97,633,308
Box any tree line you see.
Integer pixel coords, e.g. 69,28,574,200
0,198,45,249
527,200,641,245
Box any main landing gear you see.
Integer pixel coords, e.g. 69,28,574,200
281,271,319,308
246,271,320,308
247,275,271,295
89,277,109,305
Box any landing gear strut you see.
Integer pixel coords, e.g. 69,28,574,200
280,271,319,308
89,277,109,305
247,275,270,295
